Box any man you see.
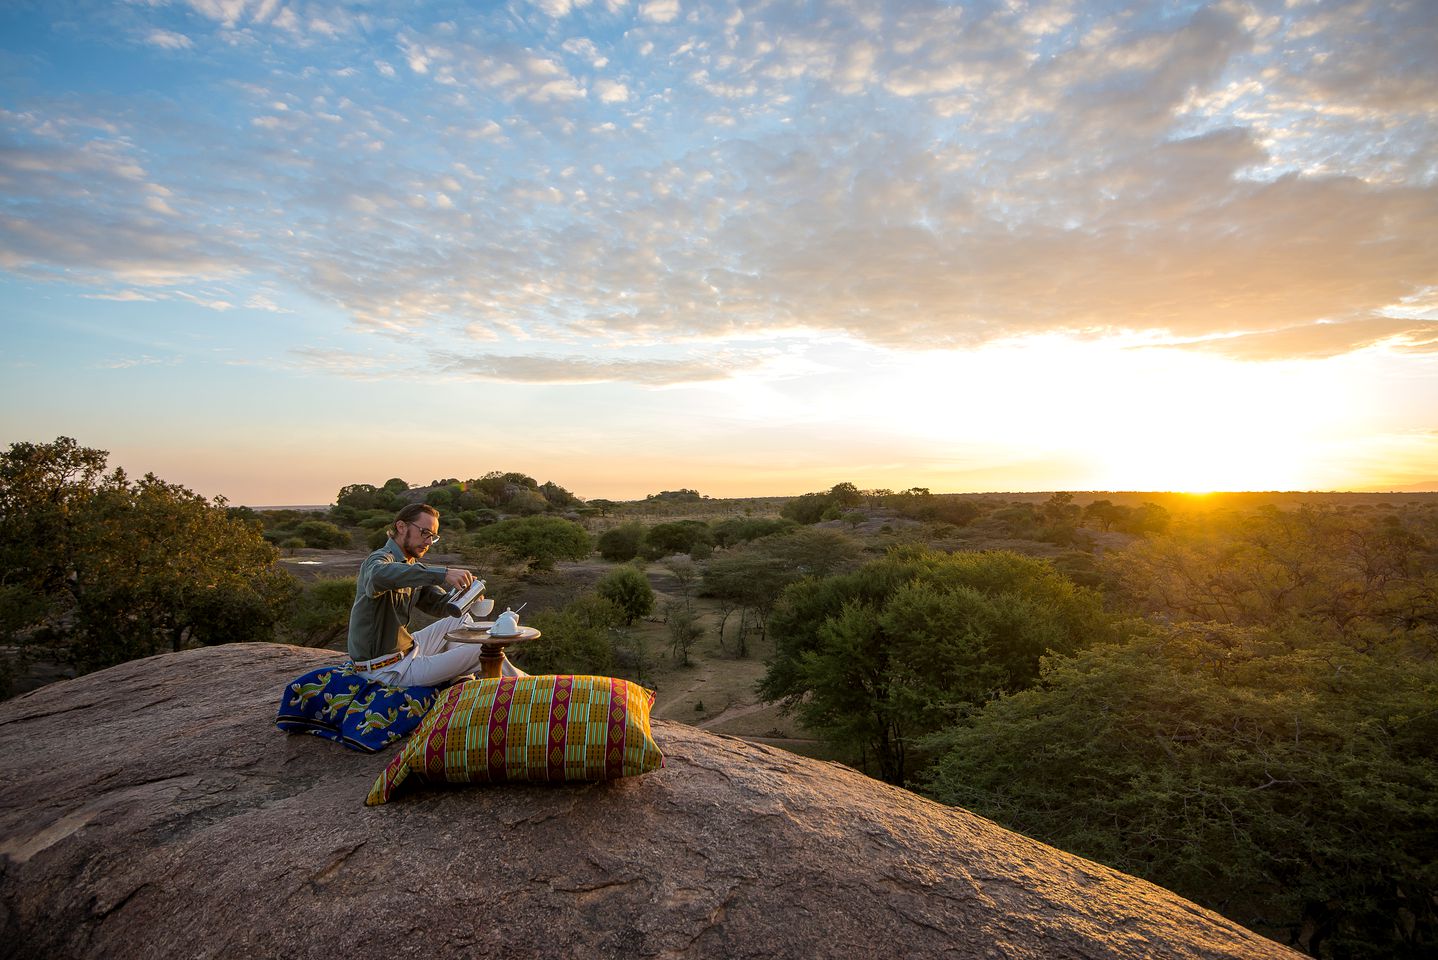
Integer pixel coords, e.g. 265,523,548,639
347,503,523,687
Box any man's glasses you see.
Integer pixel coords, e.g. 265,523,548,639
404,522,440,544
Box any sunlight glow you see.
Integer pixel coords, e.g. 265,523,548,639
864,335,1350,493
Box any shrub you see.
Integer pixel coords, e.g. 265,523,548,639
469,516,591,572
286,578,356,648
597,523,646,562
296,520,351,549
642,520,711,560
515,594,619,675
595,566,655,626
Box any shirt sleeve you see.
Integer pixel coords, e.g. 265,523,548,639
413,584,452,618
363,554,449,595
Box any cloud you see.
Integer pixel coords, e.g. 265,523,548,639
186,0,249,28
436,351,744,385
562,37,608,68
4,0,1435,368
83,290,159,302
638,0,679,25
594,78,630,103
244,292,289,312
97,354,176,369
287,347,398,379
0,113,250,285
530,0,588,17
145,29,194,50
287,345,742,386
1183,319,1438,361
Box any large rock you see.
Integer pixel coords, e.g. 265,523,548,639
0,644,1299,959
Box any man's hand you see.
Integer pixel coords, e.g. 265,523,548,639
443,567,477,591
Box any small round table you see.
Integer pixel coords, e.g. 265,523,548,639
445,624,542,679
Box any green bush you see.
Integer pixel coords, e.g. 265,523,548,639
642,520,711,560
761,546,1113,784
515,594,619,675
710,516,796,547
595,566,655,626
922,624,1438,959
296,520,351,549
597,523,645,562
469,516,591,572
286,578,356,648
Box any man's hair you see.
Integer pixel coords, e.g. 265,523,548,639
390,503,440,538
395,503,440,525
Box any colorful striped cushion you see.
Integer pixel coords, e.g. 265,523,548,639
366,674,664,805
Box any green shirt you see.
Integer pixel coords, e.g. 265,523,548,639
347,538,452,662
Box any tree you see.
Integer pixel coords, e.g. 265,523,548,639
468,516,591,572
664,601,704,665
595,566,655,626
642,520,712,560
538,480,579,508
597,523,645,562
710,516,795,548
285,578,356,648
518,593,619,675
335,483,387,513
662,557,699,600
507,489,551,515
699,528,861,657
756,527,860,577
781,491,832,524
700,550,791,657
0,438,298,679
1102,504,1436,650
921,622,1438,959
1082,498,1122,531
296,520,351,549
760,546,1113,784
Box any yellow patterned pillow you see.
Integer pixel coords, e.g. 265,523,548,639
366,674,664,805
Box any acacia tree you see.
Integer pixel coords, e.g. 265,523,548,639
1103,504,1437,650
664,601,704,665
760,546,1113,784
0,438,297,681
922,622,1438,960
701,527,861,657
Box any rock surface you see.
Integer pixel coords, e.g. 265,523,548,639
0,644,1299,960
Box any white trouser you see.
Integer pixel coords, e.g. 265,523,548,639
368,614,526,688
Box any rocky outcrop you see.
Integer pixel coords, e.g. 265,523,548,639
0,644,1299,959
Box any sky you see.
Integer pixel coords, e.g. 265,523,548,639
2,0,1436,506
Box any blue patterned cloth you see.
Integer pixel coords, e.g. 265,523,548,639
275,663,440,752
